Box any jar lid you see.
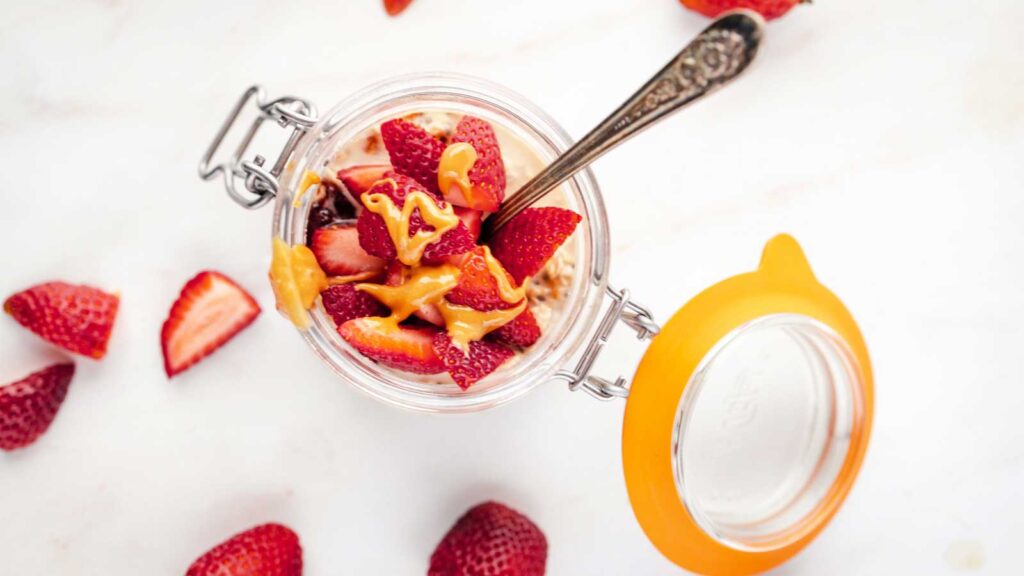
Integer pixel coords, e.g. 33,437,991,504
622,234,873,575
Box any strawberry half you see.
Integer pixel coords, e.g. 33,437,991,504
490,207,582,284
432,334,514,390
339,317,445,374
161,271,261,378
381,118,445,195
446,247,520,312
321,284,388,326
4,282,119,359
337,164,390,196
311,224,386,277
385,262,444,326
489,308,541,348
0,363,75,451
444,116,506,213
356,173,475,263
429,501,547,576
186,523,302,576
454,207,483,241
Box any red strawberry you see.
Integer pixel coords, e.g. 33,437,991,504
339,317,445,374
0,363,74,451
454,207,483,241
356,174,474,263
186,523,302,576
311,224,386,277
337,164,390,196
432,334,514,390
4,282,119,359
489,207,582,284
679,0,803,20
444,116,506,213
161,271,261,378
385,262,444,326
489,308,541,348
321,284,388,326
381,118,445,195
383,0,414,17
446,247,519,312
429,501,547,576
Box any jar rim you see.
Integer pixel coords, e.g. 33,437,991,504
272,73,611,412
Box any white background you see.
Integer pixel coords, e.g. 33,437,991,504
1,0,1022,573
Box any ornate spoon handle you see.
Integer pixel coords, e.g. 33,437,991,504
486,11,764,235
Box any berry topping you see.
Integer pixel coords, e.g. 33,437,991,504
381,118,445,195
384,0,414,17
186,523,302,576
489,207,582,284
446,247,521,312
429,501,548,576
339,317,445,374
432,334,514,390
454,207,483,241
4,282,119,359
311,224,386,278
161,271,261,378
489,308,541,348
321,284,388,326
0,363,75,451
679,0,803,20
386,262,444,326
337,164,391,196
443,116,506,212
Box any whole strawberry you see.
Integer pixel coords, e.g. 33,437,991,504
429,501,547,576
186,523,302,576
679,0,805,20
0,363,75,451
4,282,119,359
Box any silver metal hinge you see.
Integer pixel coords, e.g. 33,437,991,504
198,85,319,209
553,285,660,401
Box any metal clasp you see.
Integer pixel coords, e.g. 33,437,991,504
554,285,660,400
198,85,319,209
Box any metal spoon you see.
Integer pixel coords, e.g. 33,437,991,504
484,11,764,236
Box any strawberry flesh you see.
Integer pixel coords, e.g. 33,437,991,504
4,282,119,359
321,284,388,326
161,271,261,378
312,224,386,277
337,164,391,196
186,523,302,576
381,119,445,195
446,246,519,312
339,317,445,374
432,334,514,390
454,207,483,241
0,363,75,451
446,116,506,213
680,0,801,21
429,501,548,576
490,207,582,284
489,308,541,348
384,0,414,17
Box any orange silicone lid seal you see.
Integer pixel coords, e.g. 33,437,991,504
622,234,874,575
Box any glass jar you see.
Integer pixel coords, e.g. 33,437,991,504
198,74,874,575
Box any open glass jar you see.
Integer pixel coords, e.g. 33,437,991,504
199,74,873,575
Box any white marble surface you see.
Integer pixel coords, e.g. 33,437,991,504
1,0,1022,573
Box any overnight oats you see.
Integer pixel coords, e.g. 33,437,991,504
270,111,583,390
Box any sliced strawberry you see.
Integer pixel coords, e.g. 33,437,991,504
321,284,388,326
161,271,261,378
446,246,520,312
429,501,548,576
444,116,506,213
454,206,483,241
337,164,391,196
432,334,514,390
186,523,302,576
383,0,414,16
489,308,541,348
381,118,445,195
311,224,386,277
4,282,119,359
490,207,582,284
339,317,445,374
0,363,75,451
356,174,474,263
385,262,444,326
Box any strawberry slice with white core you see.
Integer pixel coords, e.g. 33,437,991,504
312,224,386,277
161,271,261,378
339,317,445,374
337,164,391,196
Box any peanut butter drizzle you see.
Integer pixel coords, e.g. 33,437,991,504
478,245,527,304
292,170,322,208
362,183,460,267
438,299,527,352
357,264,461,330
437,142,477,204
270,238,327,329
326,271,380,285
